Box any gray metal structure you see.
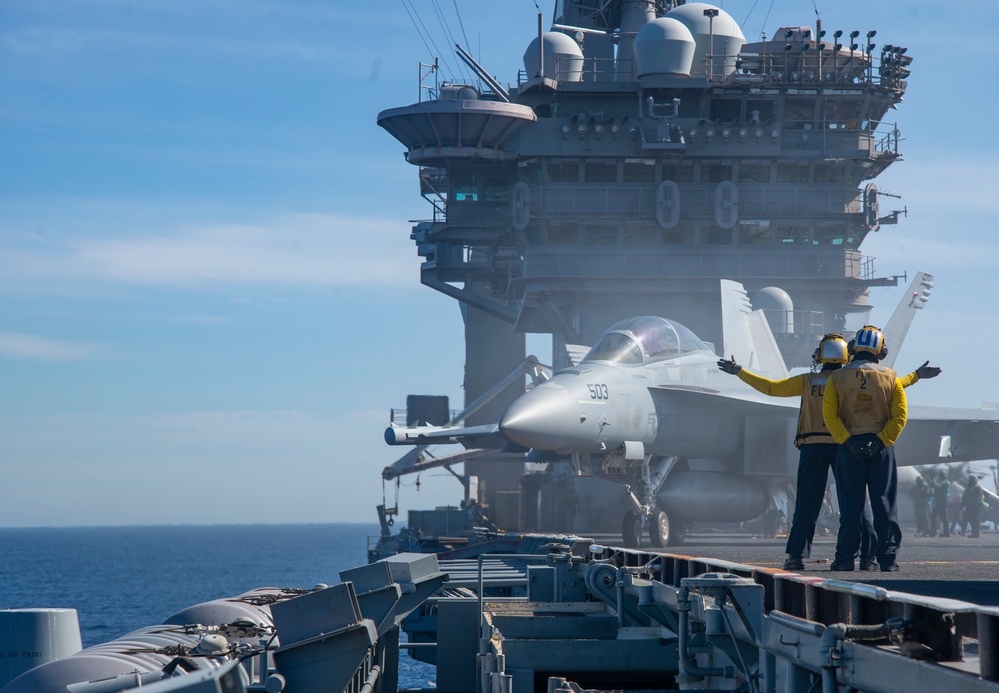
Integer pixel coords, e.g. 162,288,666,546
463,544,999,693
377,0,913,527
10,538,999,692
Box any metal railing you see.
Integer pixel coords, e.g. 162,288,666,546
522,247,870,282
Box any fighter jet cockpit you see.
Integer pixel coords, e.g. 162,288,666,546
581,316,710,365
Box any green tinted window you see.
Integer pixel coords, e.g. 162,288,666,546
739,224,772,244
775,225,812,244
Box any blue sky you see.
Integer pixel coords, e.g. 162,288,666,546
2,1,997,527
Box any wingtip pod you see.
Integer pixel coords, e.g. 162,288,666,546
384,425,436,445
384,426,401,445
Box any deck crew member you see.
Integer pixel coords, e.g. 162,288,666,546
960,476,985,538
930,469,951,536
719,336,935,571
823,325,907,572
911,476,931,537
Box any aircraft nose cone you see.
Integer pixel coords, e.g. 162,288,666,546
499,386,579,451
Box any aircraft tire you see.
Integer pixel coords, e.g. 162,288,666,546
622,512,642,548
649,510,670,547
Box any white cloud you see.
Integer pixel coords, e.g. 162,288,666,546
0,332,96,360
1,212,422,291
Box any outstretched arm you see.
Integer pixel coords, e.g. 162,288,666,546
718,357,804,397
900,360,942,388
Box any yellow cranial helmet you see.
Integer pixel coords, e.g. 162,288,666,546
853,325,886,356
817,333,849,364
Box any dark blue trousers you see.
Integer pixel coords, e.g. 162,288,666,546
833,444,901,566
787,443,876,561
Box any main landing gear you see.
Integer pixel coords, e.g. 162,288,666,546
621,508,684,549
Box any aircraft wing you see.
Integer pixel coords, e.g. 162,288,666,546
879,271,933,369
384,423,504,449
648,383,798,476
896,404,999,465
650,383,798,412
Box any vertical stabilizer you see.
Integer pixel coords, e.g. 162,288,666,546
720,280,789,378
879,271,933,369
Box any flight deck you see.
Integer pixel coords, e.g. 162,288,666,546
590,528,999,604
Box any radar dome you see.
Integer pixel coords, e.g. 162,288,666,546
633,17,695,77
663,3,745,78
753,286,793,335
524,31,584,83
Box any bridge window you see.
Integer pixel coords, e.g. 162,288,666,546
483,177,507,201
709,99,741,122
547,223,579,244
623,226,656,244
738,163,771,183
814,226,846,245
523,225,545,245
777,163,810,183
662,161,694,183
452,177,478,201
623,160,655,183
702,164,733,183
584,162,617,183
517,161,544,184
583,225,617,243
845,164,868,186
702,227,734,244
821,100,860,129
739,224,773,244
786,97,817,125
843,227,865,247
776,225,812,244
814,164,845,183
745,99,776,123
661,224,697,244
547,162,579,183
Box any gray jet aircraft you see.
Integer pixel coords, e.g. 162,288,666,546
386,277,999,547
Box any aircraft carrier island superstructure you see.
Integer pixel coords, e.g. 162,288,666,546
377,0,913,531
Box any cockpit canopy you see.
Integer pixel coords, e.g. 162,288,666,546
581,316,710,365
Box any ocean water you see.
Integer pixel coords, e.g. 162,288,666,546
0,523,435,687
